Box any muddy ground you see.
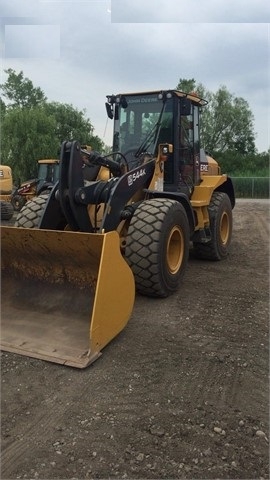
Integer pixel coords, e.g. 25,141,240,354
1,199,269,480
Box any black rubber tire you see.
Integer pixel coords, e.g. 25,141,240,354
0,201,14,220
125,198,190,297
12,194,26,211
193,192,233,261
15,194,49,228
39,189,51,195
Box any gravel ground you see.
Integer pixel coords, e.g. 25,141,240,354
1,199,269,480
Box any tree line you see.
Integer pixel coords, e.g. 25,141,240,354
0,69,269,184
0,69,104,183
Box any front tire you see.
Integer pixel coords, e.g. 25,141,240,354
125,198,190,297
12,194,26,211
193,192,233,260
15,194,49,228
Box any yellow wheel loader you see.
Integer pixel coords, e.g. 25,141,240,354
11,158,60,211
0,164,14,220
1,90,235,368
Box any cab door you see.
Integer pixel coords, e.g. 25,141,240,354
179,99,200,187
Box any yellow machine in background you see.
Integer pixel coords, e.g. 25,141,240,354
11,159,60,211
1,90,235,368
0,164,14,220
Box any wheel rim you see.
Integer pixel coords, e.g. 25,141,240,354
13,196,25,210
166,226,184,274
220,211,230,245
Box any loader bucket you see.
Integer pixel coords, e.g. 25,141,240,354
1,226,135,368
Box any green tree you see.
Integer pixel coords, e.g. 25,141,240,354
0,97,6,118
1,106,59,182
43,102,104,151
0,70,105,180
177,78,197,94
176,78,256,154
215,149,270,177
1,69,47,108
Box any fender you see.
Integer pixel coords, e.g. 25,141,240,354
144,189,196,237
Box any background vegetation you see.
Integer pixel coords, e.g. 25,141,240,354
0,69,104,183
0,70,269,197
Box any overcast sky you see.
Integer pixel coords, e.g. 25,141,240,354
1,0,269,152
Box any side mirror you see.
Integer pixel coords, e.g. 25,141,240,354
121,96,128,109
105,102,113,119
180,98,192,116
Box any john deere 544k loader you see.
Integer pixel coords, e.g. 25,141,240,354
1,90,235,368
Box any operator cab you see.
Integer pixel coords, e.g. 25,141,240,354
106,90,207,197
38,161,60,184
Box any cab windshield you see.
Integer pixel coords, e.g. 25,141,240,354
38,163,60,183
113,94,173,156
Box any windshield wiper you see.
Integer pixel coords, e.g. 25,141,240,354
135,101,166,158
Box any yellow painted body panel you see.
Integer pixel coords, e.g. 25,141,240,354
0,165,13,196
37,159,59,165
201,156,221,176
192,175,228,205
0,194,12,202
191,175,228,229
1,226,135,368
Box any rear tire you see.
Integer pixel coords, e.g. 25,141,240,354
125,198,190,297
193,192,232,260
15,194,49,228
0,201,14,221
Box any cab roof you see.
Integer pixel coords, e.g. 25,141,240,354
117,89,208,106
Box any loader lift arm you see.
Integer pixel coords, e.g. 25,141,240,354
40,141,155,233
